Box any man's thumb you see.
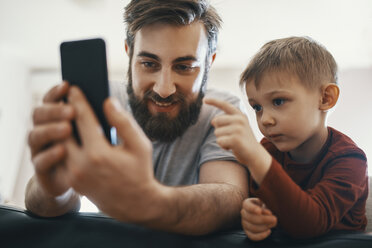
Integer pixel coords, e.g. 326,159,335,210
103,97,150,152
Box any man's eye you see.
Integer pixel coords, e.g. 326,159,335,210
141,61,157,69
252,104,262,112
273,98,285,106
174,64,193,71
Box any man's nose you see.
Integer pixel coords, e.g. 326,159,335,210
260,110,275,126
153,68,176,98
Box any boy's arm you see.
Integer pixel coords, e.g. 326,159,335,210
203,98,272,184
252,155,368,238
204,98,368,238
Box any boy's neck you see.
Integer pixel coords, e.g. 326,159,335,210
288,126,329,164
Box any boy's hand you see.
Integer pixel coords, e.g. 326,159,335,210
204,98,272,185
204,98,258,165
241,198,277,241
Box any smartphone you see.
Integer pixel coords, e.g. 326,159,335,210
60,38,112,143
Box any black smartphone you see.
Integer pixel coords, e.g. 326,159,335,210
60,38,112,144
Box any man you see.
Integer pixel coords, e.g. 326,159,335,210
25,0,248,235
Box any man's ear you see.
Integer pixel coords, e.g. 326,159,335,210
208,53,216,66
319,83,340,111
125,40,129,56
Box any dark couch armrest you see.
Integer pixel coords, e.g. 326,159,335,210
1,204,372,248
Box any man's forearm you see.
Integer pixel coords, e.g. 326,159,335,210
24,176,81,217
144,183,245,235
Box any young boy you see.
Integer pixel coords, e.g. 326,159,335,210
204,36,368,240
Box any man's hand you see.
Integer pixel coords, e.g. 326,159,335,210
65,86,161,223
241,198,277,241
25,82,81,217
28,82,75,196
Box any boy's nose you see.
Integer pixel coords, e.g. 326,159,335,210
153,68,176,98
261,111,275,126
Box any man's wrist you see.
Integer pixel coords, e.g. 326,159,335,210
54,188,78,206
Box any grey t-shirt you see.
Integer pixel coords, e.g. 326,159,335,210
111,82,244,186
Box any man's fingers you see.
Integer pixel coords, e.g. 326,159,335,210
32,143,66,174
43,81,70,103
28,121,72,156
33,104,75,125
104,97,152,154
68,86,107,148
64,136,83,175
204,98,241,115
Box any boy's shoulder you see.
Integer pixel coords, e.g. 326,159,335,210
260,127,367,162
326,127,366,161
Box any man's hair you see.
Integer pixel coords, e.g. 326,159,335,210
240,36,338,89
124,0,221,58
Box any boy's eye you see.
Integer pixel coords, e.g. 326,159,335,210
252,104,262,112
273,98,285,106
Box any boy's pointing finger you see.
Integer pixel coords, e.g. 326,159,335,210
204,98,241,115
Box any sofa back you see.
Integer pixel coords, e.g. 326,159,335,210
366,176,372,232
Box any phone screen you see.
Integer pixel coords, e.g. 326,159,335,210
60,38,112,143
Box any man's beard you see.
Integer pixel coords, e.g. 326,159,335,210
127,83,205,143
126,53,210,143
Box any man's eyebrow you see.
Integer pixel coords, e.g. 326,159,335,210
173,56,198,63
137,51,160,61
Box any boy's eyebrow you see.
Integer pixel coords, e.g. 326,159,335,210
248,98,256,105
264,89,292,96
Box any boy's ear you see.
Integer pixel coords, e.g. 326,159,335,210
319,83,340,111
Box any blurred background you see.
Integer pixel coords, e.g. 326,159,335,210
0,0,371,211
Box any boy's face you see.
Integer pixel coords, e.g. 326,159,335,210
246,71,325,156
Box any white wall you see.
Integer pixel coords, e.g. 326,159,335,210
0,48,32,204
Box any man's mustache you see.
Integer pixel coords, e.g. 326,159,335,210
144,90,186,104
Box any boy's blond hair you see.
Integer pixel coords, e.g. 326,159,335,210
240,36,338,89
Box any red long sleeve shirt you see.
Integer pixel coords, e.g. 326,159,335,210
249,127,368,238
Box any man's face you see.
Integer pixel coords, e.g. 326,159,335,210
126,22,212,142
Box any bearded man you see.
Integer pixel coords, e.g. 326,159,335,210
25,0,248,235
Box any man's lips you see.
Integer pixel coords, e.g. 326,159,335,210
153,100,172,107
148,99,178,113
